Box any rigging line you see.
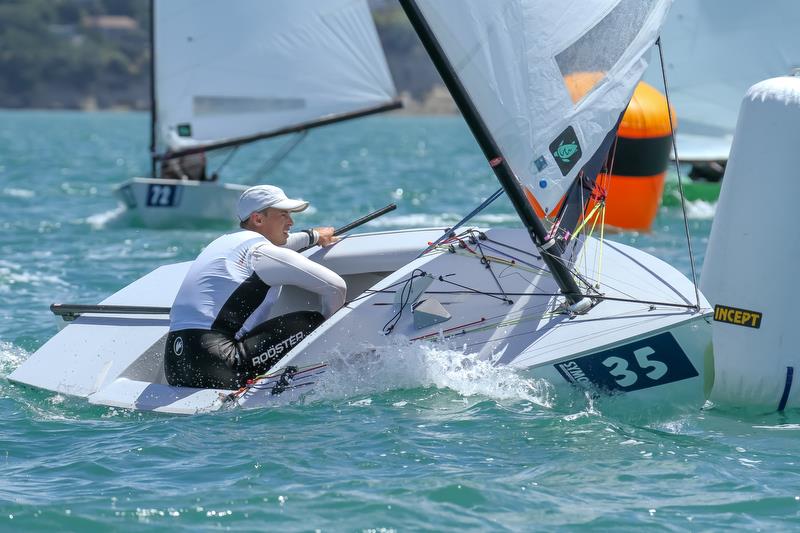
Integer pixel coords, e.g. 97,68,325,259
473,237,511,303
418,187,504,257
248,130,309,184
587,203,604,287
599,193,607,282
571,200,603,239
211,145,239,179
554,251,629,299
584,139,616,278
413,294,563,339
352,287,692,310
565,201,606,278
429,238,551,280
436,276,513,304
470,242,548,273
538,245,601,297
480,236,542,261
347,272,428,304
383,269,427,334
410,317,487,341
656,37,701,308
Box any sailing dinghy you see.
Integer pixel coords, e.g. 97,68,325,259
11,0,713,415
114,0,400,228
643,0,800,181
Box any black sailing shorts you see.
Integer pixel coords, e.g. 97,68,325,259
164,310,325,389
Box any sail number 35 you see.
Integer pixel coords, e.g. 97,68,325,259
601,347,667,388
554,332,698,393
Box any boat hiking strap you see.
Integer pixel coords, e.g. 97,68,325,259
418,187,504,257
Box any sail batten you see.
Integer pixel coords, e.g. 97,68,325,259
152,0,398,157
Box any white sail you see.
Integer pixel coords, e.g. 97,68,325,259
413,0,670,214
643,0,800,163
153,0,398,153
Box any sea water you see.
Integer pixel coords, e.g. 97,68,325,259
1,110,798,531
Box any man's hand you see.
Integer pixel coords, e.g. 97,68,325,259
314,227,339,247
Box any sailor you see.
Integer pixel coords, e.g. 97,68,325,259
164,185,346,389
161,150,209,181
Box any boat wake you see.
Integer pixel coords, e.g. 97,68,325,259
85,203,127,229
2,187,35,199
683,199,716,219
305,338,556,408
0,341,27,378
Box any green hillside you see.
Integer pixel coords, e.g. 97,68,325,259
0,0,441,110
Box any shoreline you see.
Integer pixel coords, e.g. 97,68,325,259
0,86,460,116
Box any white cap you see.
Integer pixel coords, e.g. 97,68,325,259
236,185,309,221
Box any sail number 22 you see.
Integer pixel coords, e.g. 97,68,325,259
146,184,178,207
554,332,698,393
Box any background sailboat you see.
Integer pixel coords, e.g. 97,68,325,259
644,0,800,186
114,0,401,228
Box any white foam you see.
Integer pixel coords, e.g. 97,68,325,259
364,211,519,229
311,338,554,407
86,204,127,229
471,213,520,224
367,213,457,228
0,341,27,377
684,199,716,220
0,260,69,289
2,187,34,199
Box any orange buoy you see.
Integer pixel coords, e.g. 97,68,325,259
529,77,674,231
600,81,674,231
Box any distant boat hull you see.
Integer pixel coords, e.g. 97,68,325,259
113,177,246,228
661,175,721,207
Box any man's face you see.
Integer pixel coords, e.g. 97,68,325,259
255,208,293,245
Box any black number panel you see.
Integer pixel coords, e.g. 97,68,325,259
554,332,699,393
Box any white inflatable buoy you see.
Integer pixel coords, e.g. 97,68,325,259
701,76,800,411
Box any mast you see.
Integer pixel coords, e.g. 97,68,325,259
148,0,157,178
399,0,586,307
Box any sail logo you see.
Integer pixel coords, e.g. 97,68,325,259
173,336,184,356
554,141,578,162
549,126,582,176
714,304,762,329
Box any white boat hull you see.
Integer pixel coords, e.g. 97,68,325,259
241,228,712,412
113,177,247,228
10,228,712,415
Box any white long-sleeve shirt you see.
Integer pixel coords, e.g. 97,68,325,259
169,230,346,339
